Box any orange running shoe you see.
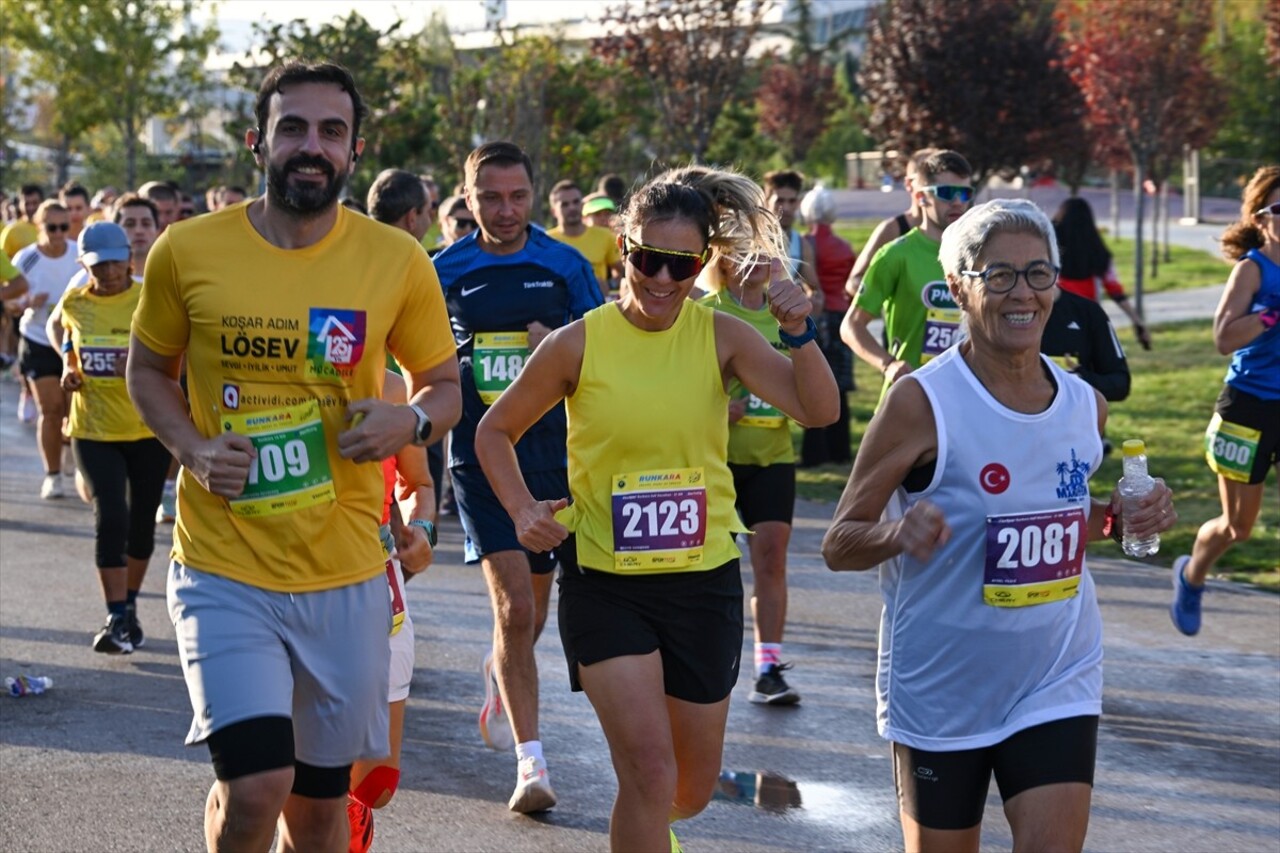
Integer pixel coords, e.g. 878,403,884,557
347,795,374,853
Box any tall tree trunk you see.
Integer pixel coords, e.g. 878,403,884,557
123,115,138,190
56,134,72,186
1109,169,1121,239
1162,181,1172,262
1150,180,1160,280
1131,159,1145,320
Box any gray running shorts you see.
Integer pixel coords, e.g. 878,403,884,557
167,561,392,766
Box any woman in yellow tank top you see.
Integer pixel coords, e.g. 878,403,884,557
476,166,838,852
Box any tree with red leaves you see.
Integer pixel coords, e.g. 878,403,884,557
857,0,1078,187
597,0,768,164
756,57,834,165
1060,0,1223,314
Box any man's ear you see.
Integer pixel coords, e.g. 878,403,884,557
245,127,262,158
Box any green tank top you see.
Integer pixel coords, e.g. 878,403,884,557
557,301,746,574
698,290,795,466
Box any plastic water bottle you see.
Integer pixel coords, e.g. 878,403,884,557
5,675,53,697
1118,440,1160,557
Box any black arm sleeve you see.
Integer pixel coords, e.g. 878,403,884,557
1072,298,1131,401
1042,290,1131,402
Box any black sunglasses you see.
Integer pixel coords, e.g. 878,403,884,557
451,217,477,231
622,236,709,281
44,223,70,233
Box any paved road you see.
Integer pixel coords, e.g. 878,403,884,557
2,374,1277,851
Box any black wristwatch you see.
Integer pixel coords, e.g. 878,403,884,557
409,403,433,446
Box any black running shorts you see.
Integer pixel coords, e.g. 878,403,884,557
557,549,743,704
893,715,1099,830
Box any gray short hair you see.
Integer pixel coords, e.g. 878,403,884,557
800,186,837,224
938,199,1059,278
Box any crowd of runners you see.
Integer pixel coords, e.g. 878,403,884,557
1,59,1275,853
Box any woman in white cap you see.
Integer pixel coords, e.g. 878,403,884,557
47,221,170,655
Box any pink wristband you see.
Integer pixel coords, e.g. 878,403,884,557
1258,308,1279,329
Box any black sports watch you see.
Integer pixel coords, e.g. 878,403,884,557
409,402,433,446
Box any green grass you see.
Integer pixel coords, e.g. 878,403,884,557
794,319,1279,588
1103,235,1231,294
831,220,1229,294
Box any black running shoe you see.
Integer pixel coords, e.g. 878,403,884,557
749,663,800,705
92,614,134,655
125,603,145,649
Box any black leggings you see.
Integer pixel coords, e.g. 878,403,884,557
72,437,171,568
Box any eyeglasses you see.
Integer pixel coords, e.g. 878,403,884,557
622,236,709,280
1255,202,1280,217
923,185,975,203
960,261,1060,293
451,217,477,231
44,223,70,233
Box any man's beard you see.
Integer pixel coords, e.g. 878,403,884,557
265,153,347,217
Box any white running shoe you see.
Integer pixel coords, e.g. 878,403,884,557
156,487,176,524
40,474,64,500
508,756,557,813
478,651,515,752
18,394,35,423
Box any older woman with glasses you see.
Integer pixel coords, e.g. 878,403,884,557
11,200,81,499
475,165,837,851
823,199,1176,853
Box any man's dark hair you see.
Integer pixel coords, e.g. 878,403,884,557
597,174,627,204
225,186,247,198
21,184,44,199
367,169,427,225
549,179,580,201
112,193,159,225
917,150,972,185
59,181,90,204
137,181,178,204
464,141,534,189
763,170,805,195
254,61,367,150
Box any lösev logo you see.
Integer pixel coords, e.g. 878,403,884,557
306,308,366,380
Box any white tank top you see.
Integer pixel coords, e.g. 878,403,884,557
876,346,1104,751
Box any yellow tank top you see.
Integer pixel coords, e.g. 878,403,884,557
59,281,155,442
559,301,745,574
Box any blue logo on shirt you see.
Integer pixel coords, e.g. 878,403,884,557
1055,449,1091,502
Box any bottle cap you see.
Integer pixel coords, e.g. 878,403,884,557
1122,439,1146,456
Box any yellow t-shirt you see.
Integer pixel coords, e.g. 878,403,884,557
132,205,457,592
2,221,38,260
558,301,746,574
547,226,620,293
59,280,154,442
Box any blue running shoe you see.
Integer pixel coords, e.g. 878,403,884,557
1170,555,1203,636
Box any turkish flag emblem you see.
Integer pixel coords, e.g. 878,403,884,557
980,463,1010,495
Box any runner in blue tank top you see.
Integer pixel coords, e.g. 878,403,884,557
1171,165,1280,635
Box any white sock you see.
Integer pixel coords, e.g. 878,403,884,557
755,643,782,675
516,740,544,764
